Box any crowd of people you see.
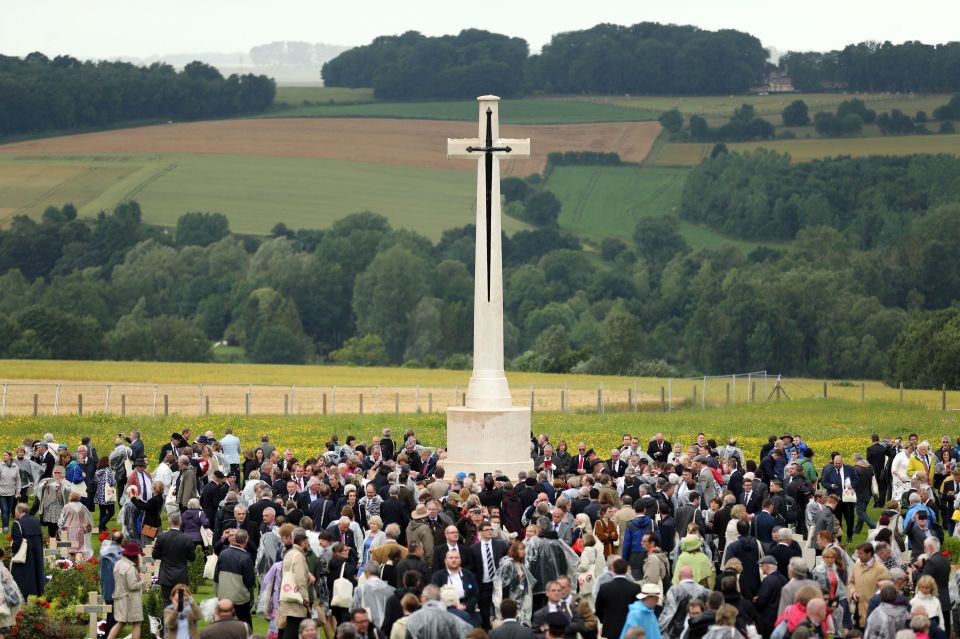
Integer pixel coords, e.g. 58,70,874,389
2,427,959,639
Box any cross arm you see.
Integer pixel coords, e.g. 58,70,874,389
447,138,482,158
496,138,531,156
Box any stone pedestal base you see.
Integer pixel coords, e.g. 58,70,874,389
444,406,532,479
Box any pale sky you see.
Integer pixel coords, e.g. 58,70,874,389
3,0,957,60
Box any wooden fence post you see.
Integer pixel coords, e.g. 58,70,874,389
245,392,251,416
164,394,169,417
78,394,83,416
394,393,399,416
660,386,666,411
529,386,534,415
427,393,432,414
322,393,328,416
284,394,289,416
725,383,730,406
899,382,904,403
823,382,827,399
628,387,634,412
751,382,756,403
597,389,602,414
560,389,566,415
692,385,698,407
33,394,38,416
360,394,364,416
861,382,865,402
121,395,126,417
205,395,210,415
943,384,947,411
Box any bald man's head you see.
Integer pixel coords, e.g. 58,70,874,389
806,598,828,623
679,566,694,580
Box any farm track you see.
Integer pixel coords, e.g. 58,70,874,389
119,164,177,202
10,167,93,218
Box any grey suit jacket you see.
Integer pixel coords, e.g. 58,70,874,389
490,620,535,639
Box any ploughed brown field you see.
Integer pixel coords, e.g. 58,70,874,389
0,118,662,176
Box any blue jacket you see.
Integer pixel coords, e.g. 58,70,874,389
821,464,858,497
622,515,655,562
621,600,662,639
754,510,777,545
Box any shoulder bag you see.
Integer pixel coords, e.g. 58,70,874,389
279,559,304,604
11,523,27,564
330,562,354,608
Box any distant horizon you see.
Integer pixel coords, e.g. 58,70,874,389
3,1,957,62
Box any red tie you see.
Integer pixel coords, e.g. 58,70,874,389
578,457,584,470
340,533,345,544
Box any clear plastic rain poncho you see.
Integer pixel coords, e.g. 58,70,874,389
405,600,473,639
523,533,580,595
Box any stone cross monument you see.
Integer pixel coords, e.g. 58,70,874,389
444,95,533,478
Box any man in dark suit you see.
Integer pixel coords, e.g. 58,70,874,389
922,537,952,636
469,520,509,630
430,548,480,622
740,478,763,515
866,435,889,507
605,449,626,478
152,511,196,606
394,540,430,588
595,558,644,639
821,454,858,543
200,471,227,524
646,433,672,464
570,442,590,476
433,525,473,575
905,511,944,560
753,499,778,547
247,491,275,525
534,444,560,479
725,459,744,502
755,556,789,636
490,599,534,639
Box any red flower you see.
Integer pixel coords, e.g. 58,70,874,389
943,550,950,557
4,535,10,541
59,590,65,597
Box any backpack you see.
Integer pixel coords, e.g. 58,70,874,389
65,461,84,484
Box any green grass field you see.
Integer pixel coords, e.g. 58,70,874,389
2,399,956,471
261,97,659,124
599,92,954,119
653,132,960,166
0,153,529,239
273,86,376,105
543,165,768,251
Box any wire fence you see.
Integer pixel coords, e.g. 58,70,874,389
1,372,957,417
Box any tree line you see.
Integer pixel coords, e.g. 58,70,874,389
0,54,276,137
781,41,960,93
324,23,960,99
2,188,958,387
320,29,529,100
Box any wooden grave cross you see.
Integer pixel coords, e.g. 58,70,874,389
44,537,74,564
140,553,160,587
75,591,111,639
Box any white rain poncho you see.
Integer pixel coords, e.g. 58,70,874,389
405,600,473,638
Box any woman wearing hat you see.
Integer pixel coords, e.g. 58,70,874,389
673,535,714,589
106,542,147,639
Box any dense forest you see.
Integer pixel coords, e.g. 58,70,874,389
781,41,960,92
320,29,529,99
0,54,276,137
680,152,960,253
323,23,960,98
1,172,958,388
